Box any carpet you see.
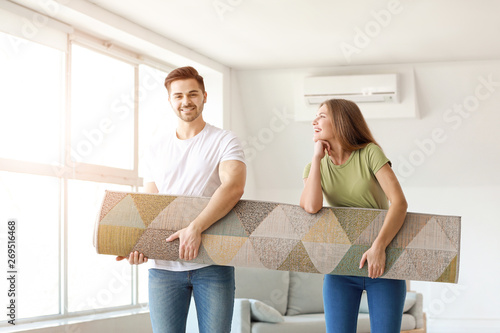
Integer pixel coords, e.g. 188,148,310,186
94,191,460,283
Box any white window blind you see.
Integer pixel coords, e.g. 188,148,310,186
0,0,72,52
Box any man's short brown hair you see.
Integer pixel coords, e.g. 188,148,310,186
164,66,205,94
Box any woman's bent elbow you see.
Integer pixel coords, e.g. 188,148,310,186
301,203,321,214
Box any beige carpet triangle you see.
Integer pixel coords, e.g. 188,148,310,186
302,209,351,245
353,211,386,246
281,204,319,239
130,193,177,228
148,196,209,230
302,242,351,274
250,206,301,240
228,239,266,269
435,215,461,249
406,217,457,251
388,213,430,249
100,195,145,229
202,234,248,265
249,237,300,270
406,248,457,281
382,250,420,281
98,225,145,257
99,191,128,221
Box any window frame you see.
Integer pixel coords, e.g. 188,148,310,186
0,28,175,327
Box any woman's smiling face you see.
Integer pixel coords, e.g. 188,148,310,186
312,104,334,142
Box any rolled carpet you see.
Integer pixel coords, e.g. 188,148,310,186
94,190,460,283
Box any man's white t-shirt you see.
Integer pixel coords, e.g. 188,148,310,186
143,123,245,271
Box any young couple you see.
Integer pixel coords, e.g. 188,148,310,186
117,66,408,333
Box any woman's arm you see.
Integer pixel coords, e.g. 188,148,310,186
300,141,330,213
359,163,408,278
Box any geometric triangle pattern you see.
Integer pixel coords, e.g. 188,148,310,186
278,241,320,273
130,193,176,228
302,209,350,245
250,205,300,240
203,210,248,238
302,242,351,274
100,195,144,229
94,191,461,283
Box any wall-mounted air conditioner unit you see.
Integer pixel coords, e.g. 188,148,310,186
304,74,398,105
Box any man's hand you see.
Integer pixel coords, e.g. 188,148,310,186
166,224,202,261
116,251,148,265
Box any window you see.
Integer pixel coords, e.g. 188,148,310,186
0,6,224,328
0,30,166,326
67,180,133,312
0,31,63,164
137,64,173,180
71,44,135,169
0,31,64,319
0,171,60,318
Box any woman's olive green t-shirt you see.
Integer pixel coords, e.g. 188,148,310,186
303,143,390,209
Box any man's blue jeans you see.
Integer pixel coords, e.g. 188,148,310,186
148,265,235,333
323,274,406,333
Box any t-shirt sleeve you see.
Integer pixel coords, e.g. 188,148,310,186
303,162,312,179
366,143,391,174
220,134,246,165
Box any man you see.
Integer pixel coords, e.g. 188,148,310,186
116,66,246,333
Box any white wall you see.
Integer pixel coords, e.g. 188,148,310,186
231,60,500,332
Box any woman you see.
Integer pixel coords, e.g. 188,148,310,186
300,99,408,333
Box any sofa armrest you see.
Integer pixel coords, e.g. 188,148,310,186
407,292,424,329
231,298,252,333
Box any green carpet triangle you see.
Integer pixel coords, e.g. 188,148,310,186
331,245,370,276
436,255,458,282
278,241,320,273
205,210,248,237
383,247,404,275
335,208,381,244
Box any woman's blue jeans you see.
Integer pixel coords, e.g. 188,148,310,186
323,275,406,333
148,265,235,333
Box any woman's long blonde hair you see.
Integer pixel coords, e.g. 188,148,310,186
320,99,380,151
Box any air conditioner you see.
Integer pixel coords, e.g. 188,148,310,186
304,74,398,104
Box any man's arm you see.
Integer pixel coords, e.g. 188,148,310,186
115,181,159,264
166,160,246,260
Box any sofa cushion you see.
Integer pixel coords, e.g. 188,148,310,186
252,313,326,333
235,267,289,315
358,291,417,313
403,291,417,312
249,299,284,323
286,272,324,315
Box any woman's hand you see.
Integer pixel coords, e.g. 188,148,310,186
359,244,386,279
313,140,332,160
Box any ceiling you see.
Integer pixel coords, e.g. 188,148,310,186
13,0,500,70
87,0,500,69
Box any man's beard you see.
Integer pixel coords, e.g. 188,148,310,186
177,105,202,122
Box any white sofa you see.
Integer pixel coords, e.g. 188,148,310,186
186,267,426,333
